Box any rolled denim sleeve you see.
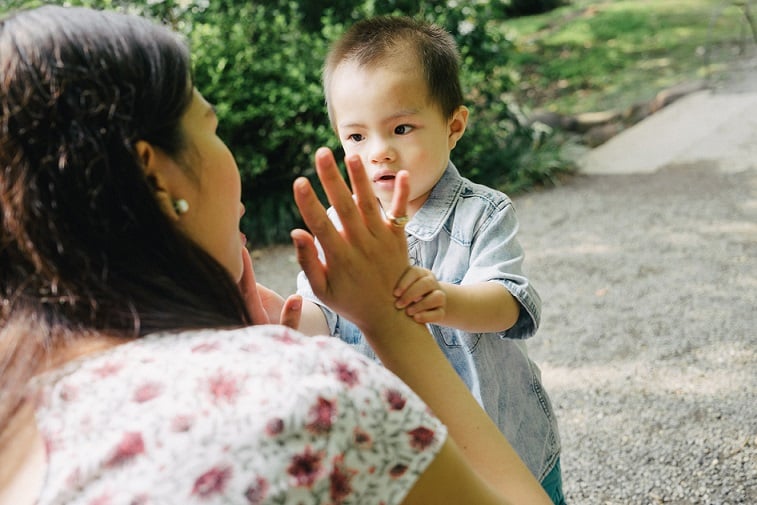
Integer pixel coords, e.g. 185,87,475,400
462,200,541,339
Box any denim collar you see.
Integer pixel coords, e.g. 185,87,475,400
406,161,464,241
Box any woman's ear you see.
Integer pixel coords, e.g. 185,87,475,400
447,105,469,150
135,140,181,220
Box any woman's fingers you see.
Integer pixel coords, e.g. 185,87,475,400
342,154,384,235
388,169,410,228
290,226,327,297
313,148,360,239
292,146,412,331
238,246,269,324
293,152,343,259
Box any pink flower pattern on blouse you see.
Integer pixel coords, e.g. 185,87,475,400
33,325,446,504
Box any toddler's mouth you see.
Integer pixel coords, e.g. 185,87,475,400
373,170,397,183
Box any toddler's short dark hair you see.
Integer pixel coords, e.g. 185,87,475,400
323,16,464,124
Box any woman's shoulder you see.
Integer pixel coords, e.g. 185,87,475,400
34,326,447,504
35,326,357,392
35,325,418,433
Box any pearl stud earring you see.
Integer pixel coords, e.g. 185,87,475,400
173,199,189,215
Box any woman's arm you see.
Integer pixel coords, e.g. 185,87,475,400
401,438,509,505
291,147,551,504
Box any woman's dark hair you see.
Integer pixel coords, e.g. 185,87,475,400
0,6,251,431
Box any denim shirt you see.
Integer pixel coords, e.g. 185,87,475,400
297,162,560,480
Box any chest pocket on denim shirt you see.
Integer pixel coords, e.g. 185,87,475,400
429,324,482,354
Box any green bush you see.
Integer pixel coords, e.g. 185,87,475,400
2,0,570,246
502,0,569,17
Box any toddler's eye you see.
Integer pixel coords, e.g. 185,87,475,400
395,125,413,135
347,133,364,142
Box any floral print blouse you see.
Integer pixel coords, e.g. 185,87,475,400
33,325,447,504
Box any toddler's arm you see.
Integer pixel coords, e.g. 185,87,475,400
241,246,328,335
298,299,331,335
253,282,330,336
394,266,519,333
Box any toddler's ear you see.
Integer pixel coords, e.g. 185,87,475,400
448,105,469,149
135,140,180,220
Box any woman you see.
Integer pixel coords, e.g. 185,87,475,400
0,6,551,504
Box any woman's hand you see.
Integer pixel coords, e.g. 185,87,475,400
238,246,302,329
290,147,410,335
291,148,552,505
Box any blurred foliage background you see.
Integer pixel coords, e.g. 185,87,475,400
1,0,569,245
2,0,746,245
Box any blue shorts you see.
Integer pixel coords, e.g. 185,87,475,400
541,458,566,505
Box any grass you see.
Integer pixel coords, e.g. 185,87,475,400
501,0,754,116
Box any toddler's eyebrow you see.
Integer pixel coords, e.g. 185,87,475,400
340,109,420,129
387,108,420,120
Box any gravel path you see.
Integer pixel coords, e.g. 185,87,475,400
512,165,756,504
251,68,757,505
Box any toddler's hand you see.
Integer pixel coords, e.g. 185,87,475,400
239,246,302,329
256,284,303,330
393,266,446,324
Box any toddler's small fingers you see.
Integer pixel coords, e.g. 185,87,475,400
280,295,303,330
